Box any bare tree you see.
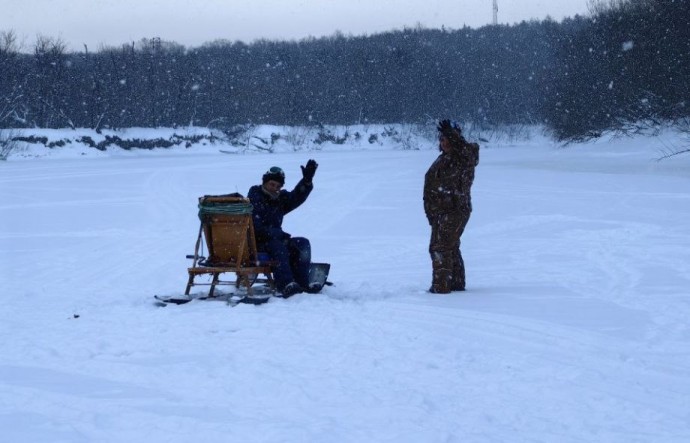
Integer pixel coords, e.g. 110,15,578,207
656,118,690,160
30,35,74,128
0,30,25,126
0,128,21,160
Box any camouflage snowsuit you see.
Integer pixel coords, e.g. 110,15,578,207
423,138,479,292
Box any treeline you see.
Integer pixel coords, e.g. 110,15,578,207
543,0,690,139
1,0,688,140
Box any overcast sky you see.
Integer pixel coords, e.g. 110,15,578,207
2,0,592,52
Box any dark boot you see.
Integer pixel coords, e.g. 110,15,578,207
280,281,303,298
430,253,452,294
429,283,451,294
451,249,466,291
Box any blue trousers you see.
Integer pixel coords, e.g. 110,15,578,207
261,236,311,291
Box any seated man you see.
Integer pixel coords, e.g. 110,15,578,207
248,160,318,297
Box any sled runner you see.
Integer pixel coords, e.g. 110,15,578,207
184,194,276,301
154,292,259,306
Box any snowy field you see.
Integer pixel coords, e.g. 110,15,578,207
1,128,690,442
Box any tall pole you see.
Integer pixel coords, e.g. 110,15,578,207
493,0,498,25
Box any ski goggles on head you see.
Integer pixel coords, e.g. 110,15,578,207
265,166,285,178
262,166,286,185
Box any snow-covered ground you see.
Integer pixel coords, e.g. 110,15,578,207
1,127,689,442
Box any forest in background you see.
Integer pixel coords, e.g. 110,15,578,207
0,0,688,141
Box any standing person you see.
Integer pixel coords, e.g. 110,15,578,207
423,120,479,294
248,160,318,297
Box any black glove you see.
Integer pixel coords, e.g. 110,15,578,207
437,119,464,145
438,119,463,137
437,119,452,137
301,159,318,183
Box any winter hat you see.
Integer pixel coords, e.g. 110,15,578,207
262,166,285,185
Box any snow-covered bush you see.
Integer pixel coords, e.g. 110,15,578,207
0,129,21,160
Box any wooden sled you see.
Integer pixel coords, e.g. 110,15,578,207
185,195,275,300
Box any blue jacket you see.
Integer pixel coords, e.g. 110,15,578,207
248,179,313,244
